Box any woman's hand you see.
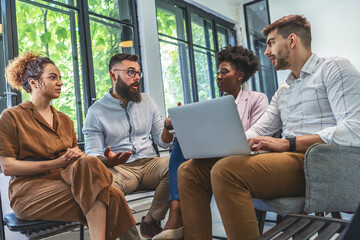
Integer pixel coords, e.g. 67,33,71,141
55,146,87,168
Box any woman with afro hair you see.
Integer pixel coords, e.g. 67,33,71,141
0,52,139,240
153,45,268,240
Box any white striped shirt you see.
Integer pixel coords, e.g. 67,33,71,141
246,54,360,147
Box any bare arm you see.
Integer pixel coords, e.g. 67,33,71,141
161,116,175,144
248,134,324,153
0,146,86,176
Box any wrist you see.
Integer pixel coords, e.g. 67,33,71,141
164,120,174,130
286,136,296,152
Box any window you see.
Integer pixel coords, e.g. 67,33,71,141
0,0,140,141
244,0,277,100
156,0,236,110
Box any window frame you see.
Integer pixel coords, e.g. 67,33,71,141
0,0,141,142
156,0,236,107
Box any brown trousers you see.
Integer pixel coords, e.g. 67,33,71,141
178,152,305,240
110,156,170,221
9,156,136,240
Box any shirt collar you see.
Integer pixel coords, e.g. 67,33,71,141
105,88,124,105
286,53,320,84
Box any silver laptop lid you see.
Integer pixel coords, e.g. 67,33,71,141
168,95,251,159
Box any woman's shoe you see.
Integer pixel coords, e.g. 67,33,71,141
152,226,184,240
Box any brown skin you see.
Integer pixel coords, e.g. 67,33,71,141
248,29,323,153
216,61,244,99
0,64,87,176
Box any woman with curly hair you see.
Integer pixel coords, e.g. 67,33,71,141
153,45,268,240
0,52,139,240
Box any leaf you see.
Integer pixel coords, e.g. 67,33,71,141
56,27,68,41
40,32,52,45
93,45,106,52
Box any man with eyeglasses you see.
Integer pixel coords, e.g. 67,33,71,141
83,53,175,239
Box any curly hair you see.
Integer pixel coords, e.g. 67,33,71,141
5,52,55,93
216,45,259,83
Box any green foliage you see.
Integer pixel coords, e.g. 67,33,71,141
16,0,83,137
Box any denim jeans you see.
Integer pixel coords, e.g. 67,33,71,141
169,140,188,201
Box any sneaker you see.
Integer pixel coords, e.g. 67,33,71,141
140,216,163,238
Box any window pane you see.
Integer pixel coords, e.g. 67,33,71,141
16,0,84,139
88,0,133,23
0,8,6,112
191,13,214,50
217,24,229,49
159,36,192,110
156,2,186,41
194,46,218,101
90,15,135,99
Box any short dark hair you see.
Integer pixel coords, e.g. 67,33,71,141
262,15,311,49
108,53,139,71
5,52,55,93
216,45,259,83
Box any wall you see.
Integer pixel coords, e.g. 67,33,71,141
268,0,360,84
137,0,240,118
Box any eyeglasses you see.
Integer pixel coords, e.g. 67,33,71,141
113,69,143,78
217,68,230,77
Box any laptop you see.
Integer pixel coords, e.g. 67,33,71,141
168,95,257,159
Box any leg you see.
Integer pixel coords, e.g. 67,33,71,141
86,200,106,240
211,152,305,240
178,158,219,240
140,156,170,221
165,140,187,229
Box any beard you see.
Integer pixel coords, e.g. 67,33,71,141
274,45,291,70
115,75,142,103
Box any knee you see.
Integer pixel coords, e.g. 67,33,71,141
77,155,102,167
177,160,201,186
211,157,247,190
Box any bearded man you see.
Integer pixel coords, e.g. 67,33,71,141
83,53,174,239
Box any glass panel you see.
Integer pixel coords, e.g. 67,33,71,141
159,36,192,110
16,0,84,139
88,0,133,23
0,8,6,112
90,15,135,99
191,13,214,50
216,25,228,49
194,46,218,101
156,1,186,41
244,0,277,100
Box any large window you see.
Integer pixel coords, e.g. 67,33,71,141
0,0,139,141
244,0,277,100
156,0,236,110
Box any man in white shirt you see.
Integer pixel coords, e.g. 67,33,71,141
177,15,360,240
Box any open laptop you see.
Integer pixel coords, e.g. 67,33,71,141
168,95,258,159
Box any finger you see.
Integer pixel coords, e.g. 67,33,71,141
114,151,123,160
104,146,111,157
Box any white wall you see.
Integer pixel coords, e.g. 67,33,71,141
268,0,360,84
137,0,241,118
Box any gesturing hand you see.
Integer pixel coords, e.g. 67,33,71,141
248,136,289,152
103,146,132,167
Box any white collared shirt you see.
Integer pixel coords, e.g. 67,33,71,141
246,54,360,147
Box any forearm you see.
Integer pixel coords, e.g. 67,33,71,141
161,128,174,143
0,156,61,176
295,134,325,152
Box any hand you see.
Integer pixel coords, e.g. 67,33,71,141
248,136,289,152
103,146,131,167
56,146,87,167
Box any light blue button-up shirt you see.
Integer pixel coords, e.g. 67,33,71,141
246,54,360,147
83,91,172,163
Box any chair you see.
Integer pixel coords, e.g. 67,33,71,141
253,143,360,233
256,214,349,240
0,179,84,239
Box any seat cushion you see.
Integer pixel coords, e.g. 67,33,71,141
4,212,69,232
253,197,305,215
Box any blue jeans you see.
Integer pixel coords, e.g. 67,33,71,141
169,140,188,201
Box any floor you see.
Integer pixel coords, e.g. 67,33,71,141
1,173,353,240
